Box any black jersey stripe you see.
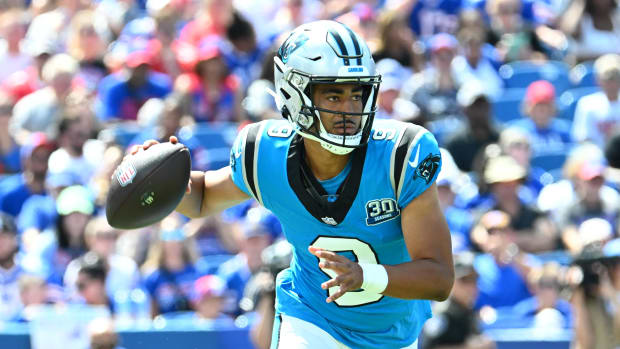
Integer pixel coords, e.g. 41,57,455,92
243,123,263,203
392,125,424,200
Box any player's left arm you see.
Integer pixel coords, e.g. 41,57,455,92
382,183,454,300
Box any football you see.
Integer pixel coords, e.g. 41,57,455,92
106,142,191,229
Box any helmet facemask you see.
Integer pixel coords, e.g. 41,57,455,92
275,57,381,155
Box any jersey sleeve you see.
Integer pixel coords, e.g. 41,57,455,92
396,131,442,208
229,124,252,197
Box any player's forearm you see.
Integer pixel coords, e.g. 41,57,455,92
383,259,454,301
175,170,206,218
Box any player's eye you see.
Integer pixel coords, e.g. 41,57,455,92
352,94,363,101
326,95,340,102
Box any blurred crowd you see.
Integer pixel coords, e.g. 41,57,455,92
0,0,620,348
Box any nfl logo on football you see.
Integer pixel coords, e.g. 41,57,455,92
116,162,137,187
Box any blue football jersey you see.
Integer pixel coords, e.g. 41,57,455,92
230,119,442,348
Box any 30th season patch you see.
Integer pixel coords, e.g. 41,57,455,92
365,198,400,225
414,153,441,184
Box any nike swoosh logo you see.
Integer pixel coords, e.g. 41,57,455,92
409,144,420,168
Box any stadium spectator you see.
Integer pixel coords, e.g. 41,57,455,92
372,10,421,71
16,274,49,322
178,0,235,46
47,115,98,187
129,94,210,171
0,93,21,174
75,252,115,313
559,0,620,62
480,155,558,252
66,10,110,96
64,217,140,301
191,274,233,326
571,241,620,349
572,53,620,148
497,128,548,204
485,0,547,61
436,148,475,252
10,53,79,139
241,49,280,121
1,36,55,103
0,213,25,322
221,11,270,91
510,262,573,329
421,251,496,349
471,210,535,309
401,33,462,142
176,42,243,123
0,132,54,217
218,209,272,317
445,80,499,172
0,9,32,82
142,229,200,316
96,50,172,122
452,27,504,100
512,80,573,164
558,160,620,252
374,58,417,121
24,0,90,53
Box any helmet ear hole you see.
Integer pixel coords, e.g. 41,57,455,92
280,88,291,100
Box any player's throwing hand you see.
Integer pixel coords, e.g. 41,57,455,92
309,246,364,303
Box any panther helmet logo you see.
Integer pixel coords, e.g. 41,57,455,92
414,153,441,184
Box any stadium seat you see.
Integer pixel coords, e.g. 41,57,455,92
499,61,571,93
492,88,526,124
557,86,600,121
569,61,597,88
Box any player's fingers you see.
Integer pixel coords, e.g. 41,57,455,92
129,145,141,155
313,250,345,262
186,179,192,194
319,260,348,273
142,139,159,150
321,274,348,290
169,135,178,144
326,285,350,303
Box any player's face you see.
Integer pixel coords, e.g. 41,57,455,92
312,83,364,136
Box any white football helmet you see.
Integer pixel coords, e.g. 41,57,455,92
274,20,381,155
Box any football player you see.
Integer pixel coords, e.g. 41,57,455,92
135,20,453,349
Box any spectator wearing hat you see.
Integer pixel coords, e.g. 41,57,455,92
470,210,535,309
606,131,620,189
421,252,496,349
175,41,243,123
573,54,620,149
497,127,548,204
558,160,620,253
10,53,79,139
63,217,140,302
0,213,27,321
0,132,54,217
512,80,573,169
191,274,234,326
445,80,499,172
217,207,273,317
480,155,558,252
0,92,21,174
97,49,172,122
400,33,462,142
142,228,200,316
